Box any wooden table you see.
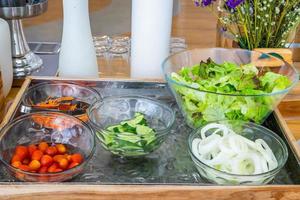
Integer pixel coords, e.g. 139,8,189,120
279,82,300,140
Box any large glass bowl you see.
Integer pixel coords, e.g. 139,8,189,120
88,96,175,157
21,82,102,122
188,120,288,185
162,48,299,128
0,112,95,182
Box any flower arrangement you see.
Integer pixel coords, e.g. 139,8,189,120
194,0,300,49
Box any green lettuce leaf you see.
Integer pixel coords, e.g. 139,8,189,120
171,59,291,127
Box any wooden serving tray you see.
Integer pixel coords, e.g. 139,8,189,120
0,76,300,200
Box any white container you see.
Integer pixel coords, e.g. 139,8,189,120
59,0,98,78
131,0,173,79
0,18,13,97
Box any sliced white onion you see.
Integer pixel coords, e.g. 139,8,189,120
192,123,278,176
198,134,221,155
200,123,229,139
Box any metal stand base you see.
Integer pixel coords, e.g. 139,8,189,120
9,19,43,77
0,0,48,78
13,51,43,77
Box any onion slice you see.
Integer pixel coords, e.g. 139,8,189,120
192,123,278,175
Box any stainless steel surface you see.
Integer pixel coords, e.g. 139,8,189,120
28,42,60,54
9,19,30,57
0,79,300,185
0,0,48,19
0,0,48,78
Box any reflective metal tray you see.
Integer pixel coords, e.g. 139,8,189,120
1,77,300,185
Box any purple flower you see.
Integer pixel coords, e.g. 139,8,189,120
194,0,200,6
194,0,215,7
202,0,215,6
226,0,244,9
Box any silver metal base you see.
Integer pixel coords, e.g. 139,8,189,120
13,51,43,77
0,0,48,78
8,19,43,78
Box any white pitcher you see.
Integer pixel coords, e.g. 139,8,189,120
131,0,173,79
59,0,98,78
0,18,13,97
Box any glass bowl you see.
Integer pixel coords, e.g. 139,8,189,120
162,48,299,128
88,96,175,157
188,120,288,185
21,82,102,122
0,112,95,182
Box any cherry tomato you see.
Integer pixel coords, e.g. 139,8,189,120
40,155,53,167
53,155,65,163
38,142,49,153
22,158,30,165
71,153,83,164
15,146,28,160
54,168,63,173
18,165,30,172
68,162,79,169
64,154,72,162
38,166,48,173
45,146,57,156
11,161,22,168
47,163,58,173
56,144,67,154
28,144,37,156
31,150,43,161
58,158,69,170
29,160,41,171
11,154,22,163
11,142,84,178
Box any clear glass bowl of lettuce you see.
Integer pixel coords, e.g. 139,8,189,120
88,96,175,157
162,48,299,128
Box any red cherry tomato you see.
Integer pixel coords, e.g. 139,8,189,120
31,150,43,161
38,142,49,153
41,155,53,167
47,163,58,173
15,146,28,160
29,160,41,171
71,153,83,164
28,144,37,156
68,162,79,169
38,166,48,174
45,146,58,156
18,165,30,172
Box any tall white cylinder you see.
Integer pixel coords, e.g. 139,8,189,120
0,18,13,97
131,0,173,79
59,0,98,78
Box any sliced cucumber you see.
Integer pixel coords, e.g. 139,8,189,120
102,113,158,156
136,125,154,135
120,113,145,127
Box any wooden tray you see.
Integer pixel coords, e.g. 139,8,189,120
0,76,300,200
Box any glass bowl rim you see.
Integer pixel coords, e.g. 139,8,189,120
87,95,176,135
21,82,102,108
0,112,96,177
187,119,289,178
162,47,299,97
